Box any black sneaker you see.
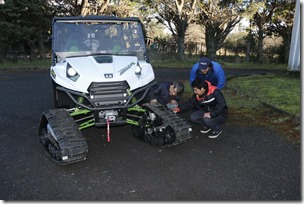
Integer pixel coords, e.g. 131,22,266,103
208,130,222,138
200,126,211,134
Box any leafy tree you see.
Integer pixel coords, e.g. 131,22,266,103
268,0,295,63
197,0,245,59
57,0,144,17
25,0,53,60
249,0,277,63
146,0,198,61
81,0,110,15
103,0,149,18
48,0,110,16
0,0,52,61
225,31,248,56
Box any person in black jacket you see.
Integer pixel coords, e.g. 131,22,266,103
144,81,184,109
173,78,228,138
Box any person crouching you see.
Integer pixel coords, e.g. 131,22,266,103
173,78,228,138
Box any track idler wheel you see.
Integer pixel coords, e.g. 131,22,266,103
131,125,145,140
156,137,165,146
163,126,176,144
150,133,158,146
143,133,150,143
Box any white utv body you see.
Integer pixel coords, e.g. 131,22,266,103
38,16,192,165
51,16,156,121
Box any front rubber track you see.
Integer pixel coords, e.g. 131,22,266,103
38,108,88,165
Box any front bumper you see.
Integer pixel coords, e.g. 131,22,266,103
56,80,157,111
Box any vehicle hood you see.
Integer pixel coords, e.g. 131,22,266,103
52,55,155,93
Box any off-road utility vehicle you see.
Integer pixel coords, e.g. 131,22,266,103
38,15,192,165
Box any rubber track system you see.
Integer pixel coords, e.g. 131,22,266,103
143,104,193,148
38,109,88,165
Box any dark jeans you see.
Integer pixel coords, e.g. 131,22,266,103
189,109,227,131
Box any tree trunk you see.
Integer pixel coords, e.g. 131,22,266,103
37,34,46,60
177,34,185,61
30,44,36,61
0,48,5,63
283,32,292,64
246,41,250,63
175,16,188,61
257,30,264,63
205,28,216,59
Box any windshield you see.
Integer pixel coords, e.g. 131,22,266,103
53,20,147,61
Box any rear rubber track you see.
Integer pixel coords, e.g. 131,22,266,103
143,104,193,148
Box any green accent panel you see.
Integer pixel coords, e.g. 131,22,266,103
51,69,56,78
70,109,92,117
127,106,146,112
77,97,84,104
79,119,95,130
127,89,137,104
126,119,139,126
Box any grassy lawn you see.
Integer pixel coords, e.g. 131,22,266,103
151,58,288,70
0,59,51,70
226,74,300,117
0,57,288,70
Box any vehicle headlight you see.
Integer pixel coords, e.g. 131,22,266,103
135,65,141,74
135,62,142,77
67,67,77,77
66,63,80,82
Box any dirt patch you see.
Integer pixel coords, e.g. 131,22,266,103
228,106,300,145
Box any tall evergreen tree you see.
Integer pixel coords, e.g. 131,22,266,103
145,0,198,61
250,0,278,63
268,0,296,63
197,0,245,59
0,0,53,61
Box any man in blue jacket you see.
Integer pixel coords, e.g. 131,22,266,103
190,57,226,89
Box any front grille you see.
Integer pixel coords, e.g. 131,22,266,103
88,81,130,107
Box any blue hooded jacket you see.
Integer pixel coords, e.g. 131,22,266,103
189,61,226,89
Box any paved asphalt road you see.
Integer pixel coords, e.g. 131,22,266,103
0,69,301,201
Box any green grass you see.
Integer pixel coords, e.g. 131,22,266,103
0,59,51,70
226,74,300,116
1,57,287,71
151,58,288,70
151,58,198,68
219,62,288,70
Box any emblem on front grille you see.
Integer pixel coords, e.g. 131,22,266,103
104,73,113,78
